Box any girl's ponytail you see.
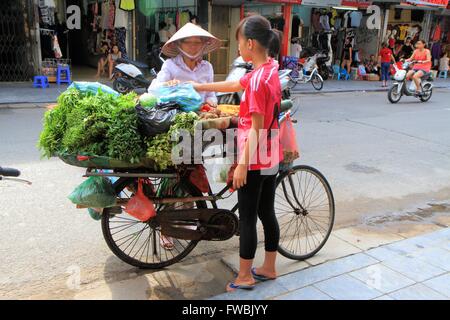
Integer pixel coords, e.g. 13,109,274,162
268,29,281,58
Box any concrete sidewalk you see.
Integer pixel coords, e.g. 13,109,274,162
1,78,448,106
210,227,450,300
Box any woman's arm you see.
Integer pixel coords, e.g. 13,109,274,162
194,81,243,93
349,47,353,62
233,113,265,190
148,61,173,91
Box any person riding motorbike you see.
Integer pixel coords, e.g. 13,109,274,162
405,39,432,96
148,22,221,107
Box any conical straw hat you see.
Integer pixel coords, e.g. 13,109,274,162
162,23,222,58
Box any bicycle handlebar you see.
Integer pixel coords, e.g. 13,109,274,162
0,167,21,177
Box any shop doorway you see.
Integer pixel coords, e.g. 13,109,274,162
209,5,230,77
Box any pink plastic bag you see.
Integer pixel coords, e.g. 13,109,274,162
279,113,300,164
125,179,156,222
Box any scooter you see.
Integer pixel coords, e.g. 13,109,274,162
216,56,294,105
112,46,165,94
388,61,433,104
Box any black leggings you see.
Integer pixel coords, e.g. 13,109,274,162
238,170,280,260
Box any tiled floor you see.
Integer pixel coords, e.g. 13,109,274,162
210,227,450,300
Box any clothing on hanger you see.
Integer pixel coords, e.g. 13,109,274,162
119,0,135,11
320,14,331,32
350,11,362,28
115,0,128,28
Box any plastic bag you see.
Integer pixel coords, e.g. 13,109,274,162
212,155,235,183
68,176,116,208
124,179,156,222
280,113,300,164
139,93,158,108
67,81,119,97
189,165,210,193
151,83,202,112
136,102,180,137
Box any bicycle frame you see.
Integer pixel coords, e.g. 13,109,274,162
291,67,319,84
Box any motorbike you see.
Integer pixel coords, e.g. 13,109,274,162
112,45,164,94
216,56,294,105
388,60,433,104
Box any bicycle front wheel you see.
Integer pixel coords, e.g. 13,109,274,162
102,177,205,269
311,74,323,91
276,165,335,260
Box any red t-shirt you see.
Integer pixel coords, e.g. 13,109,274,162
379,47,393,63
238,58,283,171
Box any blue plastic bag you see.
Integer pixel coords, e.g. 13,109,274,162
151,83,202,112
68,81,119,97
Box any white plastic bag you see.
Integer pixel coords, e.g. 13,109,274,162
212,156,234,183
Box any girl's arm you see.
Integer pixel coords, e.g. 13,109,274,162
194,81,243,93
233,113,265,190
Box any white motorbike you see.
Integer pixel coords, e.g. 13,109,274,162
217,56,294,105
388,61,433,104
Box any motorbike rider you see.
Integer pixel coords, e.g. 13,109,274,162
148,22,221,107
405,39,432,96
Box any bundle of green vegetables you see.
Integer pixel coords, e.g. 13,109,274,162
38,88,199,170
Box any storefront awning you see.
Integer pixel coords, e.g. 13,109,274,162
403,0,449,7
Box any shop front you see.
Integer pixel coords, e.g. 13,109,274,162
134,0,205,72
288,0,382,80
32,0,135,81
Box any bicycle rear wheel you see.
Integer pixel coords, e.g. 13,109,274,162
276,165,335,260
102,177,206,269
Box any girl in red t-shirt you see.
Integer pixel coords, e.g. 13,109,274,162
194,15,283,292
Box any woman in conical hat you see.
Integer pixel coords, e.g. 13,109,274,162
149,22,221,107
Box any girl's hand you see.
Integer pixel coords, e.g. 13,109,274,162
233,164,248,190
205,99,217,108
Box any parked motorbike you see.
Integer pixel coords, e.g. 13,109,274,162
217,56,293,105
388,61,433,104
112,46,164,94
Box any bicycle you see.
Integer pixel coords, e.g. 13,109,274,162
287,62,324,91
63,103,335,269
0,167,31,185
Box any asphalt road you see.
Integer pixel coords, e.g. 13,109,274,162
1,89,450,298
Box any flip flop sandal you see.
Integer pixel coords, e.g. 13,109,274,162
251,267,276,282
227,282,255,291
160,236,175,250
